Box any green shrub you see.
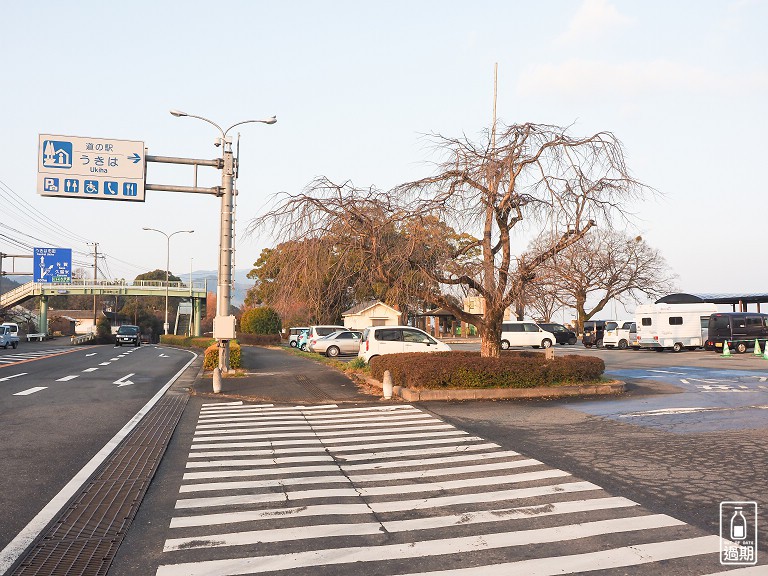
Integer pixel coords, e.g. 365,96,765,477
347,357,367,370
190,337,216,348
203,342,242,370
370,351,604,389
240,307,282,335
235,333,281,346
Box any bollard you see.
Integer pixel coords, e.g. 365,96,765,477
383,370,393,399
213,367,222,394
545,346,555,360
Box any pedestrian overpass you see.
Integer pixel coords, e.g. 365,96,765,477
0,279,208,337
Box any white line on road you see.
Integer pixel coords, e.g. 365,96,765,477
13,387,47,396
56,375,79,382
99,362,111,366
619,405,768,417
0,373,27,382
156,515,684,576
85,353,97,357
82,367,98,373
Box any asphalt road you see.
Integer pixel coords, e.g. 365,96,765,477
0,341,196,570
107,344,767,574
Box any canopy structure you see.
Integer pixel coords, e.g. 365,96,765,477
656,292,768,312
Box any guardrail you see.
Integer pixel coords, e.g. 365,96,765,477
71,333,96,345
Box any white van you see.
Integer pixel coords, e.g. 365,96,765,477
288,327,309,348
358,326,451,363
603,321,637,350
635,302,717,352
500,321,556,349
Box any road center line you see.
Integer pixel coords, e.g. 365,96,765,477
0,373,28,382
82,367,98,373
56,375,79,382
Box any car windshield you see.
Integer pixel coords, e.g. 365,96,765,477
117,326,139,335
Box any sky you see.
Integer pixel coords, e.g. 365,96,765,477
2,0,767,311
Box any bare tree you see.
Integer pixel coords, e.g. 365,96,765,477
528,229,677,330
251,122,647,357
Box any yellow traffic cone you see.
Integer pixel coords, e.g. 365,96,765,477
754,339,762,356
763,344,768,360
722,341,732,357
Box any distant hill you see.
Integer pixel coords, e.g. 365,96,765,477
0,277,22,295
181,269,253,306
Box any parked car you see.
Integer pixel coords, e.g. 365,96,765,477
358,326,451,363
500,321,556,349
308,330,362,357
582,320,615,348
603,321,638,350
115,324,141,347
0,324,19,349
705,312,768,353
536,322,577,345
308,325,347,341
288,326,309,348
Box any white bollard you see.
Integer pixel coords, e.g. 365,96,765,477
383,370,393,399
213,367,222,394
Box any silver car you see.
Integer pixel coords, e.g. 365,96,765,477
308,330,362,357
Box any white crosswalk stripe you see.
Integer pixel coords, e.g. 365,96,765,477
156,402,735,575
0,348,73,364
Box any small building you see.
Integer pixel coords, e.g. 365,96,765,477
48,309,99,335
342,300,402,330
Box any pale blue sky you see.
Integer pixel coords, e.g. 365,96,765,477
2,0,766,304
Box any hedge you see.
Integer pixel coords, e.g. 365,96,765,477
203,342,242,370
369,351,605,389
159,335,216,348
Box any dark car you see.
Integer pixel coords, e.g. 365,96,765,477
537,323,578,345
115,324,141,347
582,320,613,348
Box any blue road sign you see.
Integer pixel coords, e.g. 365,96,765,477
33,248,72,284
41,140,73,168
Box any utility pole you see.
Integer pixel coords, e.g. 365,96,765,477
89,242,98,334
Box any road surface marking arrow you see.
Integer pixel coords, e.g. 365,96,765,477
159,353,169,358
114,373,135,387
86,353,97,357
0,373,28,382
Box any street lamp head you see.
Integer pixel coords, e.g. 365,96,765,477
265,116,277,125
170,109,188,117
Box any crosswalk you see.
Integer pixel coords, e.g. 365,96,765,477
155,402,748,575
0,348,74,365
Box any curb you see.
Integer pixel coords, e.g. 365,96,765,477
364,376,625,401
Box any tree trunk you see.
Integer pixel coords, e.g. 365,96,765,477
479,309,504,358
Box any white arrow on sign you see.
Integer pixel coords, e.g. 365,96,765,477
114,373,135,387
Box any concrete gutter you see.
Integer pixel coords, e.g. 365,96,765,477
363,376,625,401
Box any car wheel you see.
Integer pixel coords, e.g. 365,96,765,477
300,343,307,351
290,341,297,348
568,337,577,345
135,341,140,347
500,340,510,350
326,346,340,358
736,342,747,354
541,339,552,348
672,342,683,353
116,343,121,347
583,343,592,348
12,342,18,349
618,340,628,350
596,339,604,348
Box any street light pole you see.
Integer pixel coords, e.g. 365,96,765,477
142,227,194,335
170,109,276,372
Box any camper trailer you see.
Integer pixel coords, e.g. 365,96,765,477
634,302,717,352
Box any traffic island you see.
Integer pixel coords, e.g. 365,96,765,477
362,375,625,401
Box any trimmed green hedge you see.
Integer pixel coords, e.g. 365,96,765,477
369,351,605,389
203,342,242,370
160,335,216,348
235,333,281,346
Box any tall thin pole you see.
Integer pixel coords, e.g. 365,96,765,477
164,236,170,335
218,139,235,372
91,242,98,333
491,62,498,151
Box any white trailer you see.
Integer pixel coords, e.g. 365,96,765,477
634,302,717,352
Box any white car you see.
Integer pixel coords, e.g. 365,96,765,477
500,321,556,349
603,321,638,350
358,326,451,363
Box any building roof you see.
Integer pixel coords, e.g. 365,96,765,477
656,293,768,305
342,300,399,317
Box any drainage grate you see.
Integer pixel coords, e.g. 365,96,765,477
9,392,189,576
293,373,336,401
